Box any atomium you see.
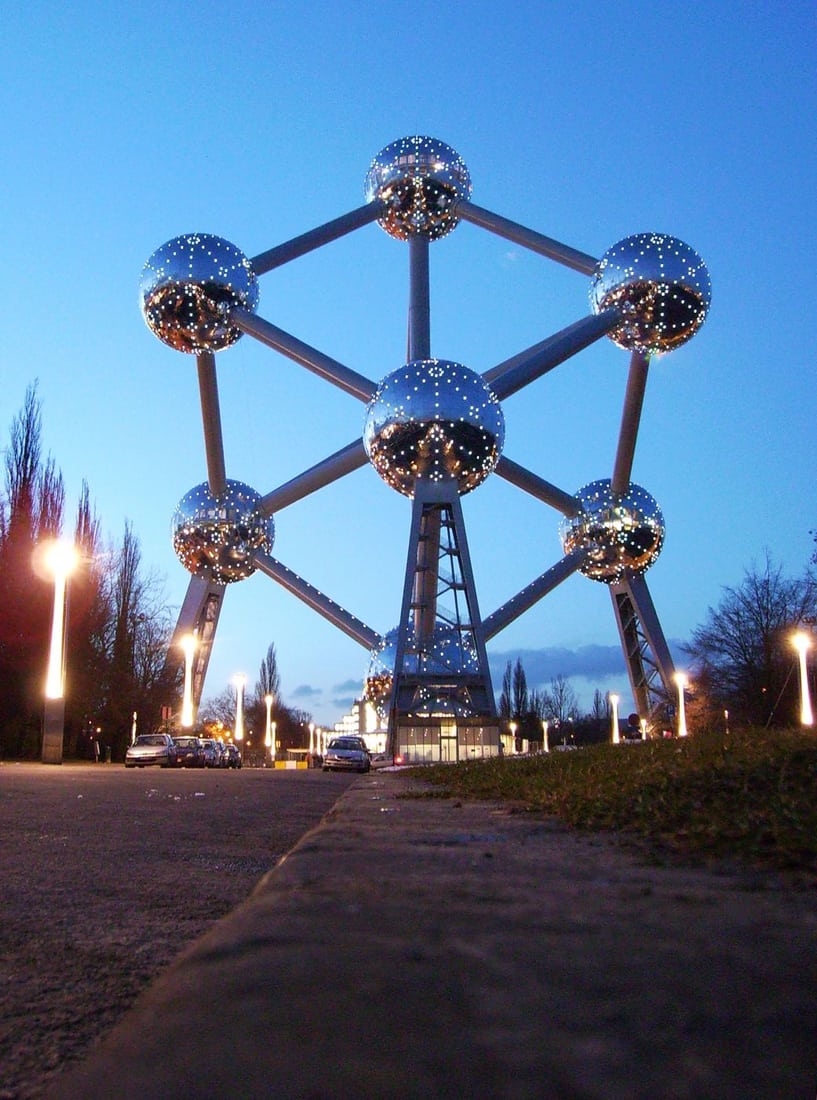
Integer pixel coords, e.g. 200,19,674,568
172,480,273,584
140,233,259,354
365,624,481,717
364,135,472,241
590,233,711,354
559,480,665,584
363,359,505,497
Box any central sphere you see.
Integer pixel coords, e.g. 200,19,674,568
364,136,472,241
363,359,504,497
559,480,665,584
590,233,711,354
140,233,259,354
364,624,481,717
172,479,273,584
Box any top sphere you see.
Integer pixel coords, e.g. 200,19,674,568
590,233,711,354
140,233,259,354
364,136,472,241
363,359,505,498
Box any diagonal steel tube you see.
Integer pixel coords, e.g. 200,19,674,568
494,456,579,516
611,349,651,496
252,550,380,651
231,309,377,402
260,440,369,515
250,202,384,274
486,310,620,400
457,200,598,274
196,352,227,497
482,549,588,640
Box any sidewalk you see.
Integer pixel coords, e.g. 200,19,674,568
50,769,817,1099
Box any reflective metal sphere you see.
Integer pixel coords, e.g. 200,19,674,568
590,233,711,354
364,624,480,715
172,480,273,584
363,359,504,497
559,480,665,584
364,136,472,241
140,233,259,354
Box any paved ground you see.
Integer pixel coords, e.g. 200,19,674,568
34,766,817,1099
0,763,354,1099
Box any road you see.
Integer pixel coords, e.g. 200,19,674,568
0,763,354,1099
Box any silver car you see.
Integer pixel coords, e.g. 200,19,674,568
125,733,178,768
322,736,370,773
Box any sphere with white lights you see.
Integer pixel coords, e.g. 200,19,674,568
172,480,273,584
363,359,504,497
590,233,711,354
364,623,481,716
364,135,472,241
140,233,259,354
559,479,665,584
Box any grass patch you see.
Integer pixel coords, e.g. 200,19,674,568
407,727,817,871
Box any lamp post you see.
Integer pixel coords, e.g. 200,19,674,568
265,693,274,764
309,722,315,758
233,674,246,743
792,632,814,727
42,539,79,764
509,720,517,755
541,718,549,753
674,672,688,737
609,693,620,744
180,634,197,728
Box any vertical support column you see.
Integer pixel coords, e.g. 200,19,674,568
609,572,676,729
408,237,431,362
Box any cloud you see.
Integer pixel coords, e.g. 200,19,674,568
488,645,625,687
333,678,362,694
291,684,323,699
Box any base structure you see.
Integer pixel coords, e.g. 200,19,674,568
388,478,500,762
41,697,66,764
166,577,226,720
609,572,677,731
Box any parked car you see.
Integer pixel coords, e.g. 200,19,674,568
323,736,370,773
198,738,221,768
224,743,242,769
172,736,206,768
125,733,178,768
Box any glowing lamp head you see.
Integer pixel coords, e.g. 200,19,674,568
793,632,812,655
140,233,258,354
674,671,688,689
560,479,665,584
590,233,711,354
171,479,273,584
363,359,504,497
43,539,80,579
365,136,472,241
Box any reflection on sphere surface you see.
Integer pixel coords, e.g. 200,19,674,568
560,480,664,584
364,136,471,241
363,359,504,497
140,233,258,354
172,480,272,584
590,233,710,354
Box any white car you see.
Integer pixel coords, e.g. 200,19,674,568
322,737,371,773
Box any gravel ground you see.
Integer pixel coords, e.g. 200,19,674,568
0,763,353,1099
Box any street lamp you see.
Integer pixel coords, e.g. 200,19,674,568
674,672,689,737
42,539,79,764
180,634,197,727
792,632,814,727
541,718,549,753
309,722,315,756
264,693,275,763
233,674,246,742
509,720,517,755
609,693,620,744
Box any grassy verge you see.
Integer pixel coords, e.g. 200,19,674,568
407,727,817,872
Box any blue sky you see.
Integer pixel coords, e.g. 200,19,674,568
1,1,814,725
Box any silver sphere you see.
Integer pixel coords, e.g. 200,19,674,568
590,233,711,354
140,233,259,354
560,480,665,584
364,135,472,241
172,479,273,584
364,624,480,716
363,359,505,497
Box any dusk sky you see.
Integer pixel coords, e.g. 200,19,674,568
1,2,814,726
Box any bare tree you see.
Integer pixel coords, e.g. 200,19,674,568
498,660,512,718
543,673,580,726
512,657,528,718
684,553,817,726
